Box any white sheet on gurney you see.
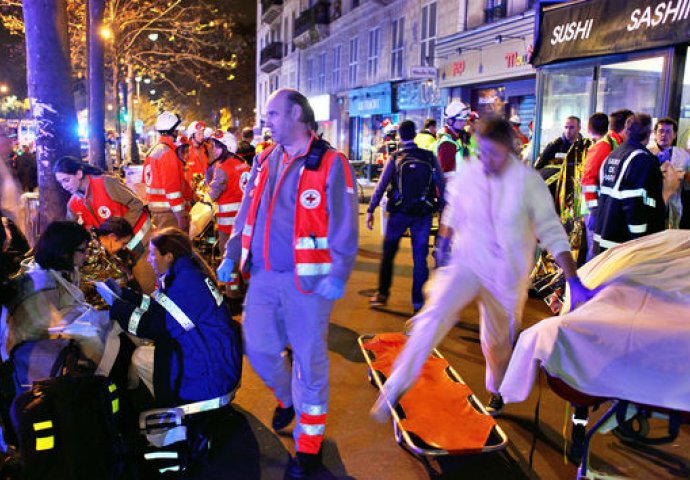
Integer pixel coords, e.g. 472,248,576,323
501,230,690,411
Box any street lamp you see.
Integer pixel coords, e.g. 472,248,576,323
148,33,159,42
0,85,8,94
99,25,113,41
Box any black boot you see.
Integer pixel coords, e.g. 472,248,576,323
272,404,295,431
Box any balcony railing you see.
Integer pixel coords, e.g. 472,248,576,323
484,3,507,23
261,0,283,24
260,42,283,73
294,1,331,48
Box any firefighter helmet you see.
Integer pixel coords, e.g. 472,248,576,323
155,111,181,132
445,101,471,121
186,121,206,137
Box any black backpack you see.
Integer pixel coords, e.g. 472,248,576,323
10,375,133,480
390,149,437,215
0,339,82,447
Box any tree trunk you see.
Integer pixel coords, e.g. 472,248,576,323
125,62,140,164
113,72,123,167
87,0,106,170
23,0,81,231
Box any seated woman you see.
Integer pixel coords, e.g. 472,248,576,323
98,227,242,406
5,221,109,366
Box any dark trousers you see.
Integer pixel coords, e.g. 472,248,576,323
378,212,432,308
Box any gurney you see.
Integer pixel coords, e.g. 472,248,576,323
500,230,690,479
359,333,508,466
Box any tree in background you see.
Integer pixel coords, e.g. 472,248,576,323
22,0,81,228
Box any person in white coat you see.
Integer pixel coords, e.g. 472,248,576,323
371,116,599,418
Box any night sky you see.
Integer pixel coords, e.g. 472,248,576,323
0,0,257,100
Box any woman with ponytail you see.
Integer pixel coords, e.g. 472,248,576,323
97,227,242,405
54,156,156,293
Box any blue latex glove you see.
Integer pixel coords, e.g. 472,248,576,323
568,276,602,310
433,236,452,268
95,281,121,306
217,258,235,283
315,276,346,300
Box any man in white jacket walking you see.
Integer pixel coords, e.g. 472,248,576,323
371,117,599,418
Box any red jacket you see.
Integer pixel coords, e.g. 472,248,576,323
143,136,190,214
68,175,151,250
581,131,623,210
214,157,251,234
186,141,210,184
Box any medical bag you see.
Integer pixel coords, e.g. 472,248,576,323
10,375,132,480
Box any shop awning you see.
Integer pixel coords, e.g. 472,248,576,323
532,0,690,67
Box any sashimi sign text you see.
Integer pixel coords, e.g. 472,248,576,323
533,0,690,66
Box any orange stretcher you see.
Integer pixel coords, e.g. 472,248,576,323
358,333,508,457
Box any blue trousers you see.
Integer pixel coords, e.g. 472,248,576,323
378,212,432,309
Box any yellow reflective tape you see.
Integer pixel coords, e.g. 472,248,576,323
108,383,117,393
36,436,54,451
112,398,120,414
33,421,52,431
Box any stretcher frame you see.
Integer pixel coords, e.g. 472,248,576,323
358,334,508,458
545,372,689,480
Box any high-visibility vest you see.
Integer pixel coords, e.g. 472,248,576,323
68,175,151,251
239,139,352,293
143,137,188,214
434,130,466,178
215,156,251,234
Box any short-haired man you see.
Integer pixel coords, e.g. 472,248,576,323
217,88,358,478
367,120,445,312
648,117,690,229
593,113,665,255
236,127,256,166
581,109,634,214
534,116,582,169
414,118,438,151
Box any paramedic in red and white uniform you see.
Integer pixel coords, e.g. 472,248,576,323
217,89,358,478
208,136,250,251
54,156,156,293
143,112,190,231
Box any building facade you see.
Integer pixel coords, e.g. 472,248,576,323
256,0,537,160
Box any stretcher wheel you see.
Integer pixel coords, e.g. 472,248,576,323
613,413,650,442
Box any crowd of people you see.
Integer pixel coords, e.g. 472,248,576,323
0,86,688,478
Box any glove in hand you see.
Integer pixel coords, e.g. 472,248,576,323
217,258,235,283
568,276,602,310
433,236,452,268
315,276,346,300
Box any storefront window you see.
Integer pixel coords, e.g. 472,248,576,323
597,57,665,118
678,47,690,150
540,67,594,151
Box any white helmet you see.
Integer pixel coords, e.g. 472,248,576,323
155,111,181,132
509,115,522,125
186,121,206,137
445,100,471,121
203,127,214,140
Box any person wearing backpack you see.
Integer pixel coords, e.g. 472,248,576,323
367,120,445,313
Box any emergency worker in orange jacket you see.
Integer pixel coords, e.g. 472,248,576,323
54,156,156,293
185,121,211,185
217,89,358,478
208,137,250,251
143,112,190,231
